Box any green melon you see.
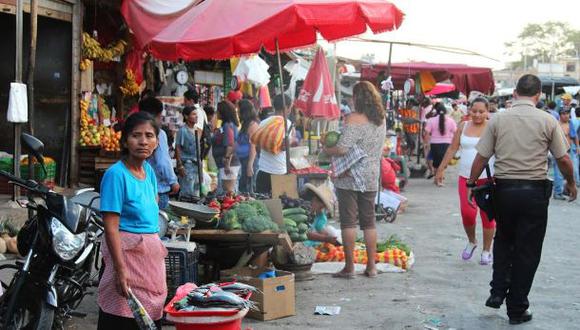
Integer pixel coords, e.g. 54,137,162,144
324,131,341,147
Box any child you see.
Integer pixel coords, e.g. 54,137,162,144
302,183,341,247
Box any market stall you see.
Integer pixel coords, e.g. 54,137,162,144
117,0,406,325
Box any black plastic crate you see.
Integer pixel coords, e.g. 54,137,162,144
165,244,199,301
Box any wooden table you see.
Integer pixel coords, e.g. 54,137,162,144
183,229,292,252
181,229,293,282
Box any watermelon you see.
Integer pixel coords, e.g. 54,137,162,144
324,131,341,147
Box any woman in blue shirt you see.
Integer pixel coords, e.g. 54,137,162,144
97,112,167,329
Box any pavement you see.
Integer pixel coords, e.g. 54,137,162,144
3,165,580,329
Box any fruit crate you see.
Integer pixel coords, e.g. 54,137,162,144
0,158,56,181
164,241,199,302
78,146,101,186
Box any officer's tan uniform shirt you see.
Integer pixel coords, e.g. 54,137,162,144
476,99,569,180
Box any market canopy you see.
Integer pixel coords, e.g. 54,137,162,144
361,62,495,95
121,0,405,61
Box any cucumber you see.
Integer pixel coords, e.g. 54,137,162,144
287,226,298,234
287,214,308,223
284,218,297,228
297,223,309,233
290,232,300,241
282,207,307,216
298,233,308,241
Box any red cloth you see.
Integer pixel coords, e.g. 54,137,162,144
125,48,145,85
121,0,404,61
294,48,340,119
381,158,399,193
227,90,243,103
361,62,494,95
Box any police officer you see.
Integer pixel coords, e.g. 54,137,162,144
467,74,577,325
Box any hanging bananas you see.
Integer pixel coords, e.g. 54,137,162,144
119,69,140,96
82,32,127,62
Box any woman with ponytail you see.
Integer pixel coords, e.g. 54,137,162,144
424,102,457,185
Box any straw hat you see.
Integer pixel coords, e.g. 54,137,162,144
561,93,572,100
303,183,333,211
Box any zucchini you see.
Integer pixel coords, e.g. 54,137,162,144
282,207,307,216
287,214,308,223
284,218,298,228
297,223,309,233
289,232,300,241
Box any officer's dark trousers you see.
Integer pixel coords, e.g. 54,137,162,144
491,179,551,317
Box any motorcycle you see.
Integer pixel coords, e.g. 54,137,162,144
0,134,104,330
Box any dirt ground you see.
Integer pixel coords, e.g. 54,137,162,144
3,166,579,330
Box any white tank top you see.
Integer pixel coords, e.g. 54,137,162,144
458,122,494,179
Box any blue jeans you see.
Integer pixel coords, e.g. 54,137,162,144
158,192,169,210
553,145,579,195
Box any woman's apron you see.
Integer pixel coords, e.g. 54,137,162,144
98,232,168,320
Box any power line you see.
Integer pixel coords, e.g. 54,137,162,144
338,37,500,62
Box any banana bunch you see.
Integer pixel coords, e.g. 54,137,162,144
80,99,90,129
119,69,140,96
82,32,127,62
79,59,92,71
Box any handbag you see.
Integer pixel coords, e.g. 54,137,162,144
471,165,495,220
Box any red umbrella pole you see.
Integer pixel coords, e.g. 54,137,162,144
276,39,291,174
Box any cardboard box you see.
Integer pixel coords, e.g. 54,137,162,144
271,174,299,199
221,267,295,321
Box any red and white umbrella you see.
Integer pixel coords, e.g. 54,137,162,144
294,48,340,119
122,0,404,61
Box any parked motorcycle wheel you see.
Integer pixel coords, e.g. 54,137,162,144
0,272,55,330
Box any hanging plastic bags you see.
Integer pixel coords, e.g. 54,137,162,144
7,82,28,123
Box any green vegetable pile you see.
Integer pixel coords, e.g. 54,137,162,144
376,234,411,255
282,207,310,242
220,200,278,233
242,215,279,233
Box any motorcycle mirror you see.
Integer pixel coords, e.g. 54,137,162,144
21,133,47,177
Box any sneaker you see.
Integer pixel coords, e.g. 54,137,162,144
461,242,477,260
553,194,566,201
480,251,493,265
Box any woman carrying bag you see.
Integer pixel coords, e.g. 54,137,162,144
435,97,495,265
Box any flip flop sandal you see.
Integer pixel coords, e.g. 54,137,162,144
332,271,355,279
363,270,378,278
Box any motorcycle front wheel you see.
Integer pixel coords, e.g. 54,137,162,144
0,271,55,330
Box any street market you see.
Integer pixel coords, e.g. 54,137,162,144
0,0,580,329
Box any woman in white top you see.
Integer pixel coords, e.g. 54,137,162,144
435,97,496,265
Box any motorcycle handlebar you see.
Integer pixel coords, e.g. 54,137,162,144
0,169,49,195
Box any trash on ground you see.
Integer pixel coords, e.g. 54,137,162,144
314,305,341,315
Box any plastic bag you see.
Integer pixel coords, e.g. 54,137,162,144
7,82,28,123
127,289,157,330
250,116,286,154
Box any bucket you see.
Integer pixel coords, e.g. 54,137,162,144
171,309,247,330
165,286,251,330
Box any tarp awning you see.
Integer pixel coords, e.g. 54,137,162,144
360,61,495,95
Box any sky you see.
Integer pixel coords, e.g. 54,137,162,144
329,0,580,70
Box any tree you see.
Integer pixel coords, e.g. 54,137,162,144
505,21,577,67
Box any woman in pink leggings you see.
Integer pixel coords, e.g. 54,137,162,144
435,97,495,265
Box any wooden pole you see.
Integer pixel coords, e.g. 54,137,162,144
13,0,23,200
27,0,38,183
69,1,83,187
275,39,291,174
27,0,38,135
